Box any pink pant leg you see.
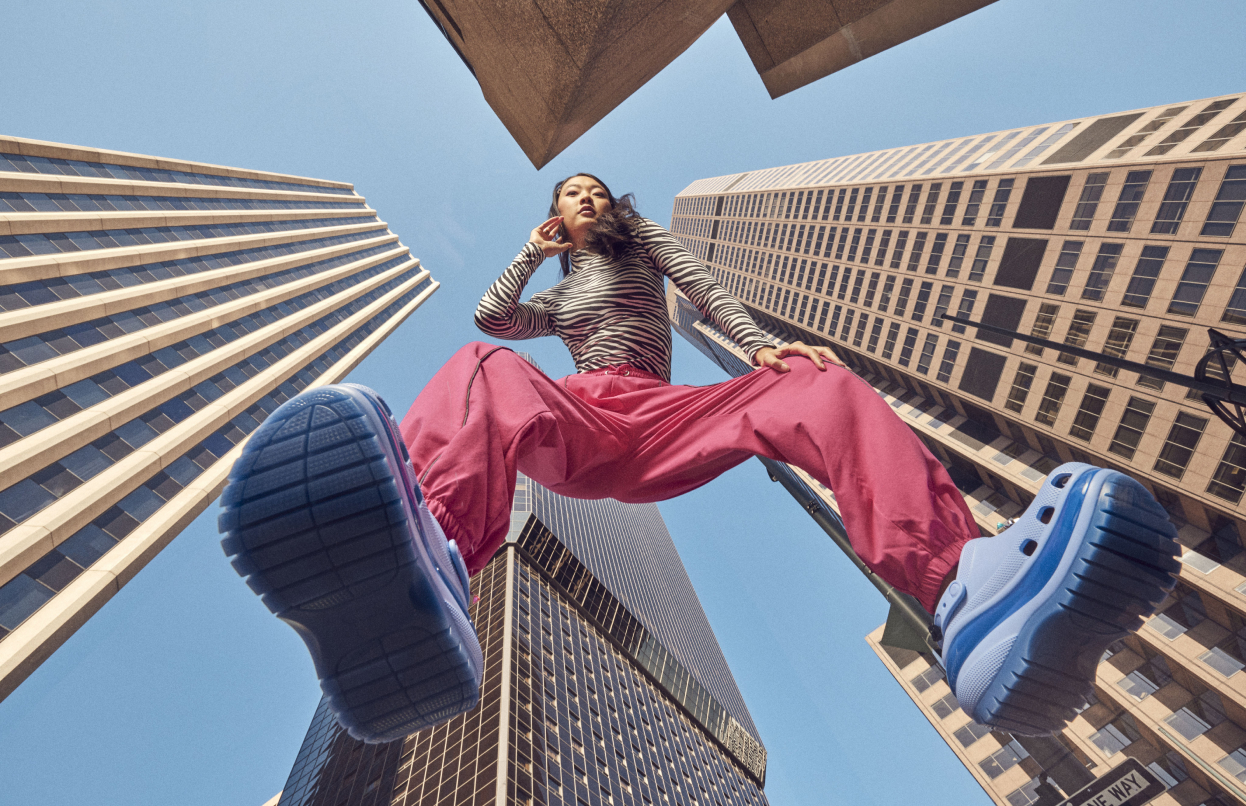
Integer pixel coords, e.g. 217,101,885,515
397,343,627,575
580,359,977,612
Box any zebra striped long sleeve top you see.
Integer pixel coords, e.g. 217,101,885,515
474,218,773,380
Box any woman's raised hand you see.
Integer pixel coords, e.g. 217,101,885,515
530,217,573,258
753,341,848,373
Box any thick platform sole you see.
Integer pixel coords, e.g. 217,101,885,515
218,384,482,742
949,469,1180,735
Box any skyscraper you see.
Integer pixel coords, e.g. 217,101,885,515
668,93,1246,804
0,136,437,702
273,467,769,806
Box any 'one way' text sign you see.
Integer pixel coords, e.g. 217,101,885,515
1061,758,1165,806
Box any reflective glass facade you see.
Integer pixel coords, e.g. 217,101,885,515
669,93,1246,806
275,475,769,806
0,135,437,703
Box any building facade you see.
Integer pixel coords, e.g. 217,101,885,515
273,468,769,806
0,136,438,702
668,93,1246,805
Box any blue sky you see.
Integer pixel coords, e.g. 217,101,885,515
0,1,1243,804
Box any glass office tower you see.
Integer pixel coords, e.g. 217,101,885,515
668,93,1246,805
273,468,769,806
0,136,437,703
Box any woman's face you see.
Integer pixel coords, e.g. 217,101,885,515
556,176,611,246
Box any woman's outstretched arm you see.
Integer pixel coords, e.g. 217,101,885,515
474,231,562,340
635,218,775,362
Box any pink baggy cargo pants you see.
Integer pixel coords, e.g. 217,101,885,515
398,342,976,612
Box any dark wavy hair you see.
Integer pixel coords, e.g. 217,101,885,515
549,173,641,277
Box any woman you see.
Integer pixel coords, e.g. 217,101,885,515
219,175,1180,744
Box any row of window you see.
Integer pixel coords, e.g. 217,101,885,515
0,151,356,195
1067,164,1246,237
0,213,377,260
678,162,1245,244
0,282,426,640
0,244,405,375
0,269,425,538
0,191,366,214
675,122,1077,202
0,227,388,312
675,99,1246,215
0,254,412,449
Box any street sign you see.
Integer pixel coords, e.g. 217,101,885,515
1060,758,1166,806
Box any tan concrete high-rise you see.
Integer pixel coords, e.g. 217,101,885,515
0,136,438,702
668,92,1246,805
415,0,996,167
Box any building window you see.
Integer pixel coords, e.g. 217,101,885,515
951,289,978,335
1070,172,1109,230
853,313,869,347
1094,317,1140,378
1149,588,1206,639
1070,383,1111,441
912,281,934,322
925,233,948,275
1151,167,1202,234
1057,309,1097,366
1108,106,1188,158
1194,108,1246,152
945,234,970,279
980,740,1029,779
906,232,928,272
889,230,909,269
894,278,914,317
1106,170,1153,232
871,187,888,222
857,187,874,222
920,183,942,225
969,236,996,283
1026,303,1060,356
898,327,919,367
874,230,892,266
1107,396,1156,460
878,275,896,312
932,285,954,328
909,665,944,692
1168,248,1223,316
860,271,880,307
1035,373,1072,427
1167,690,1227,741
961,179,988,226
816,301,831,332
902,185,922,224
1005,363,1038,413
986,179,1014,227
1208,434,1246,503
930,691,959,719
936,340,961,383
1137,325,1188,391
953,721,991,748
1090,714,1141,756
882,321,901,360
1082,243,1124,301
1120,245,1170,309
839,308,855,341
1220,749,1246,786
886,186,904,223
940,182,963,225
1153,412,1208,479
849,269,866,303
1045,241,1083,295
1202,165,1246,237
916,334,939,375
867,318,884,353
1146,97,1239,156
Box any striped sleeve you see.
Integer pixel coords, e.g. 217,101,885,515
474,241,556,340
634,218,774,360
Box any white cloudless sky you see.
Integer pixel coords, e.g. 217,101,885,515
0,1,1243,804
